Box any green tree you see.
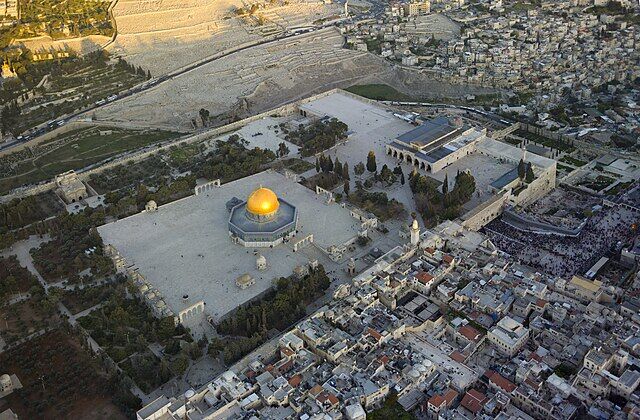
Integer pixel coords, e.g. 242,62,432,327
199,108,210,126
343,180,350,196
366,151,377,173
334,157,343,177
342,162,350,180
525,162,535,183
354,162,365,176
518,159,526,179
277,142,290,158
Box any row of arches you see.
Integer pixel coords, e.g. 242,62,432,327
195,179,221,195
179,302,204,323
387,147,432,172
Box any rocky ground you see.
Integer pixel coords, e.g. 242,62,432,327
108,0,341,75
95,26,497,131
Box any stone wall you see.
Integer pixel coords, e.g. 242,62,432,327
0,88,346,203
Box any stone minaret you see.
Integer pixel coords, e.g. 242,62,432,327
410,218,420,247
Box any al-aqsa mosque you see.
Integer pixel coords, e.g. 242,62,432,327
228,186,298,247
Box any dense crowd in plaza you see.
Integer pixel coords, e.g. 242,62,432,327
484,205,637,278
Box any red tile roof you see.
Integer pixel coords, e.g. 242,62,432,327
317,390,339,406
416,271,435,284
443,389,458,405
535,298,548,308
280,347,295,357
450,350,466,363
288,374,302,388
428,395,445,409
309,384,323,396
461,389,487,414
367,327,383,342
487,371,516,393
458,325,482,342
443,254,454,265
278,359,294,373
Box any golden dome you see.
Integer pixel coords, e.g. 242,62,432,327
246,187,279,216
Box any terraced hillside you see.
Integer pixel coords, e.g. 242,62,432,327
109,0,341,75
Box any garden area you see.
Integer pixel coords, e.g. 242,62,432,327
0,329,137,419
1,51,147,136
77,288,199,392
578,175,616,192
0,295,56,346
60,282,118,315
559,155,587,167
0,192,64,233
30,213,114,283
283,118,349,157
410,169,476,226
348,189,405,221
213,266,331,365
274,158,315,174
17,0,114,40
514,129,575,153
606,181,634,197
0,127,179,194
368,392,415,420
0,255,40,304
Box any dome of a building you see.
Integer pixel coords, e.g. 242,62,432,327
238,273,252,283
246,187,279,216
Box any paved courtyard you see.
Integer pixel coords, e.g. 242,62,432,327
427,154,515,211
97,170,364,322
206,116,300,155
299,92,420,228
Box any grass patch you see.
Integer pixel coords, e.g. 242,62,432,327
578,175,615,192
346,84,413,101
368,393,415,420
0,329,132,419
559,156,587,167
0,128,180,194
557,164,574,173
279,158,315,174
348,189,405,221
61,284,115,315
302,172,341,191
606,181,633,197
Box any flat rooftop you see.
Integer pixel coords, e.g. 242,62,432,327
478,138,556,169
397,116,461,148
98,170,362,320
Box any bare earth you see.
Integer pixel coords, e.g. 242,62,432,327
109,0,341,75
92,0,498,130
96,28,497,130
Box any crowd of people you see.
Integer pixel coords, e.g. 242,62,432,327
484,205,638,279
